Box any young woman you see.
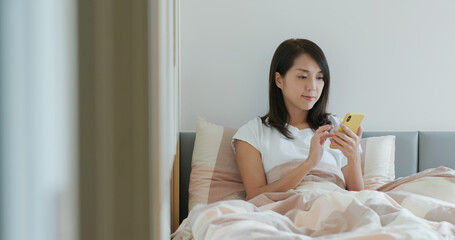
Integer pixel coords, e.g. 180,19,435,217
232,39,364,200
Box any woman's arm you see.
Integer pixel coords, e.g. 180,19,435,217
236,125,334,200
341,150,363,191
331,124,364,191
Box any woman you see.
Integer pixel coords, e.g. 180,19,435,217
232,39,364,200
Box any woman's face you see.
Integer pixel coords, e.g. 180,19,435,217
275,53,325,113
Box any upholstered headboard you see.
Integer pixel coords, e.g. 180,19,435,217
176,131,455,225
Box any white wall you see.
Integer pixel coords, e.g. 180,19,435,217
181,0,455,132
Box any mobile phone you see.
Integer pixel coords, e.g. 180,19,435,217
330,113,365,149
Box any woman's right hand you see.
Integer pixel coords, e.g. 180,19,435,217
307,125,334,167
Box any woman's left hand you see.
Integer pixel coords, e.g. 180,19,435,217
330,124,362,160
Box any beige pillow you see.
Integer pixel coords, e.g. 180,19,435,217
188,117,245,211
360,135,396,190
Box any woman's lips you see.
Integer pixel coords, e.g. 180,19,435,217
303,96,315,101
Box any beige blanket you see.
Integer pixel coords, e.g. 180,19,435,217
172,167,455,239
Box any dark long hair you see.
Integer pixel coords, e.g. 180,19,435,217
261,39,332,139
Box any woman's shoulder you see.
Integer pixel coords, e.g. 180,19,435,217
239,116,266,131
235,116,275,138
232,117,267,152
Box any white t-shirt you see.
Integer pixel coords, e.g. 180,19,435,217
231,115,358,174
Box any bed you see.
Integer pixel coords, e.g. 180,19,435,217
172,128,455,239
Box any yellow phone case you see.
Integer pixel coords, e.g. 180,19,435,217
330,112,365,149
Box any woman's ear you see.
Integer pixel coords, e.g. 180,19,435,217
275,72,283,89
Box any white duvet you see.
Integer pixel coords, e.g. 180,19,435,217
172,167,455,240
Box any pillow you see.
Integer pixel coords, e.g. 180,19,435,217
188,117,246,211
360,135,396,190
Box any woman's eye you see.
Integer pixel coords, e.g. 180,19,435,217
298,76,307,79
317,76,324,80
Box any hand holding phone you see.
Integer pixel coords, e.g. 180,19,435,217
330,113,365,149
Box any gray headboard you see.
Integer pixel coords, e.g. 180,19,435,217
178,131,455,223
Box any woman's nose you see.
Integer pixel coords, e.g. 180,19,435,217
305,78,317,90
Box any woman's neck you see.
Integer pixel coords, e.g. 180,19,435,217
287,110,310,129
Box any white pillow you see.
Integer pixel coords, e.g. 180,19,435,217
360,135,396,190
